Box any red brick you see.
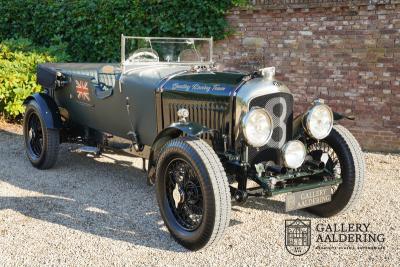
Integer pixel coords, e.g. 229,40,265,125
215,3,400,152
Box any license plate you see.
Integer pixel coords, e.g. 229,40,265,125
285,186,332,212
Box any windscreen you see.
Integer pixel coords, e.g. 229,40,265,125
122,36,212,65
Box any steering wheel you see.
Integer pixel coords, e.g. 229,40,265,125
127,48,159,62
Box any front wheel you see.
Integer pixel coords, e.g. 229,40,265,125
156,137,231,250
306,125,365,217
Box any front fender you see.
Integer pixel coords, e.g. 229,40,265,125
165,122,212,137
151,122,212,155
148,122,213,168
24,93,62,129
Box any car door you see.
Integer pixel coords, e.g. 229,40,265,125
56,68,131,138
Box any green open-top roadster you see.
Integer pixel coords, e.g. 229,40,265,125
23,36,365,250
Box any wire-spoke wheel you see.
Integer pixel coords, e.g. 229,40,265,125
23,100,60,169
156,137,231,251
26,112,44,159
306,125,365,217
165,158,204,231
307,141,342,194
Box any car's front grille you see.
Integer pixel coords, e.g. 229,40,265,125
248,92,293,164
162,98,230,151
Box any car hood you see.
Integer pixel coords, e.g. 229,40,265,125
121,64,246,96
161,71,246,97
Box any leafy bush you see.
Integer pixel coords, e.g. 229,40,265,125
0,38,69,119
0,0,243,62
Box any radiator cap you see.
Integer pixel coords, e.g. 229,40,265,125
259,67,275,80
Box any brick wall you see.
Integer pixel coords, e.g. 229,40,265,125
214,1,400,152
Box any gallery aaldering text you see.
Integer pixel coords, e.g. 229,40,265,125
315,223,385,243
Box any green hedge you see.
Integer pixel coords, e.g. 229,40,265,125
0,0,243,62
0,1,246,119
0,39,70,119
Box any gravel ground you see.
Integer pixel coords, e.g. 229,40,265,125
0,125,399,266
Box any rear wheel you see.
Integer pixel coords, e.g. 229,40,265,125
156,137,231,250
306,125,365,217
23,101,60,169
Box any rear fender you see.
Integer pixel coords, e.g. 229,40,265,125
24,93,62,129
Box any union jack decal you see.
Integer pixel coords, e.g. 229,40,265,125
75,80,90,101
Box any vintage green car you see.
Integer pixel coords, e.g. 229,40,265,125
23,36,365,250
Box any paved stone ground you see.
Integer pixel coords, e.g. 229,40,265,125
0,126,399,266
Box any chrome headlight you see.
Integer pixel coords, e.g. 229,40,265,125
242,108,273,148
282,140,306,169
304,103,333,140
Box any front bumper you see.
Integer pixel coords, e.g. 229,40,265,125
226,158,342,200
253,167,342,197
